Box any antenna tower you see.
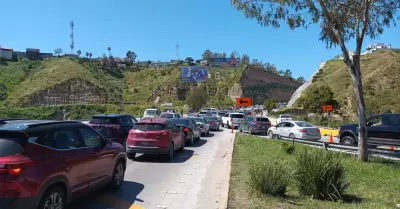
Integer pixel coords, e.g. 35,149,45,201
70,21,75,54
176,44,180,61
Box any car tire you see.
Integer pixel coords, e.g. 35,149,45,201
268,131,273,139
38,186,66,209
239,127,242,132
109,160,125,189
127,153,136,160
207,131,210,135
289,133,295,139
178,140,185,152
341,136,356,145
165,143,174,161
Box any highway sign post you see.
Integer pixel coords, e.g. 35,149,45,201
322,105,333,127
236,97,251,107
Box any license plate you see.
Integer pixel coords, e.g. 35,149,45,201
140,142,151,146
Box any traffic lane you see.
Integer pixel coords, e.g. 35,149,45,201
68,129,231,209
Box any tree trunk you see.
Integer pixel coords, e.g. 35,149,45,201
348,55,368,162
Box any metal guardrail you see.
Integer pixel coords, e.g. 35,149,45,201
269,134,400,159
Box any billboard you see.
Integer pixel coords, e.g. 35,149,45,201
180,66,208,83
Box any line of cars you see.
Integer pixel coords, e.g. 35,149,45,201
0,110,225,209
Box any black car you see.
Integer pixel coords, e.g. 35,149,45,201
170,118,201,145
87,114,138,147
338,113,400,146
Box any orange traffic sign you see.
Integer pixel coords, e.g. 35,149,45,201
236,97,251,107
322,105,333,111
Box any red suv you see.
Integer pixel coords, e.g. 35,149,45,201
0,119,127,209
126,118,185,160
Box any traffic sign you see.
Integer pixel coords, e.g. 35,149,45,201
236,97,251,107
322,105,333,111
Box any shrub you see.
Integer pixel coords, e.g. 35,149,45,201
279,141,295,154
133,88,139,93
248,160,292,196
295,149,349,201
161,71,167,76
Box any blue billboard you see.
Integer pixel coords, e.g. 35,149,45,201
180,66,208,83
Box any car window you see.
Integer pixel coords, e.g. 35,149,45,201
118,116,131,125
89,117,118,124
284,122,294,128
130,116,138,123
172,119,190,126
165,121,179,131
295,122,314,127
160,113,173,118
367,116,384,126
276,123,285,127
256,118,270,122
79,128,103,147
231,114,244,118
54,129,85,150
0,132,26,157
133,123,165,131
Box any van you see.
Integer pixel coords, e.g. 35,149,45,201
143,109,161,119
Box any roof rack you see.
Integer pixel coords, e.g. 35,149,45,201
26,121,81,128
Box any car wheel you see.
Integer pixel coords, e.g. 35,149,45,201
201,132,205,137
178,139,185,152
165,143,174,160
268,131,273,139
341,136,355,145
38,186,66,209
239,127,242,132
289,133,295,139
207,131,210,135
109,161,125,189
127,153,136,160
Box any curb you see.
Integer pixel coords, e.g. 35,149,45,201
219,132,235,209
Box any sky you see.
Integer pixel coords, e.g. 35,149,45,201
1,0,399,79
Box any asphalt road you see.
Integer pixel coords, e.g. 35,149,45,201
67,127,234,209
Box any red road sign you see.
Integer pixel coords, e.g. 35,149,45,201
236,97,251,107
322,105,333,111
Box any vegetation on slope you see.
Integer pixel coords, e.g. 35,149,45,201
304,50,400,117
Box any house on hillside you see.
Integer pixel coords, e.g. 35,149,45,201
0,47,13,60
210,57,240,67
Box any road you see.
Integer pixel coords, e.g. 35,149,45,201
68,128,234,209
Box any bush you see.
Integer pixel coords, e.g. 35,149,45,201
248,160,292,196
133,88,139,93
295,149,349,201
161,71,167,76
280,142,295,154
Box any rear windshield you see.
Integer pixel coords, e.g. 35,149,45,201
231,114,244,118
205,117,218,121
133,123,165,131
144,110,157,115
191,118,205,123
280,115,291,118
160,113,174,118
173,119,190,125
295,122,314,127
0,134,25,157
210,111,217,114
256,118,270,122
199,111,208,114
89,117,118,124
218,112,225,116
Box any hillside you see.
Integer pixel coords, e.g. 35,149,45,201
0,57,300,110
303,49,400,116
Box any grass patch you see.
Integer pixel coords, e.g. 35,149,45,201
228,134,400,209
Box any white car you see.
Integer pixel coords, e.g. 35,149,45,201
143,108,161,119
267,121,321,141
188,117,210,136
276,114,292,124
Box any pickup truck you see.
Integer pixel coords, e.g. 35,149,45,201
222,112,245,129
276,114,292,124
338,113,400,146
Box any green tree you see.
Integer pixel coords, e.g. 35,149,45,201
298,85,338,115
202,49,213,62
76,50,82,57
54,48,63,56
283,69,292,79
296,76,305,84
241,54,250,65
126,50,137,64
264,99,277,113
186,86,208,111
231,0,400,161
230,51,240,59
185,57,194,64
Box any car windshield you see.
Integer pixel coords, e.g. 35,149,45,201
256,118,270,122
89,117,118,124
210,111,217,115
160,113,174,118
280,115,291,118
172,119,189,125
295,122,314,127
191,118,205,123
218,112,225,116
205,117,218,121
199,111,208,114
231,114,244,118
133,123,165,131
144,110,157,115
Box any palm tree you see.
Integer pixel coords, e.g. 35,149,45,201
107,47,111,56
85,52,89,58
77,50,82,57
89,53,92,59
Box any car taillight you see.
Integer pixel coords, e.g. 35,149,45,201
253,119,257,124
298,129,307,132
160,131,168,136
183,128,189,132
1,162,34,175
316,129,320,133
212,121,216,124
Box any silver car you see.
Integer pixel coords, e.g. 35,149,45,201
203,116,220,131
188,116,210,136
267,121,321,141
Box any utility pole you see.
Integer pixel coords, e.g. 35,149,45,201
70,21,75,54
